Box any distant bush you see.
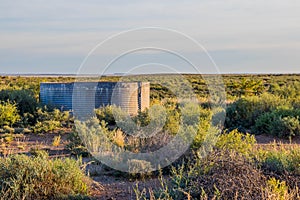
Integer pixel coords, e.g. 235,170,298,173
0,101,20,127
33,120,61,133
225,93,288,130
269,82,300,99
0,152,89,200
0,89,37,116
254,107,300,138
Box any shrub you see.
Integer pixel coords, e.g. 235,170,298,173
127,159,153,176
216,129,256,157
52,135,61,147
132,110,151,127
137,149,300,199
0,89,38,116
33,108,72,133
113,129,125,148
254,107,300,138
264,178,289,200
277,116,300,138
33,120,61,133
291,97,300,109
95,106,115,125
0,152,89,199
74,118,113,153
225,93,287,130
112,105,166,138
163,109,180,135
269,82,300,99
149,151,267,200
65,131,89,157
256,144,300,174
188,105,214,149
0,101,20,127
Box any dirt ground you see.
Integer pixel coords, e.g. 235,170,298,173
1,132,300,199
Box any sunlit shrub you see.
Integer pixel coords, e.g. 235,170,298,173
264,178,289,200
0,101,20,127
0,89,37,116
0,152,89,199
33,120,61,133
113,129,125,148
216,129,256,157
256,144,300,174
225,93,288,130
33,108,72,133
95,105,115,125
254,107,300,138
52,135,61,147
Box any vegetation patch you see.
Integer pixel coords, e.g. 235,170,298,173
0,152,90,200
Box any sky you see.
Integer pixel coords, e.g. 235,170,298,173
0,0,300,74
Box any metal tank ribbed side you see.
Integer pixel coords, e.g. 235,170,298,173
111,82,139,115
138,82,150,112
40,81,150,115
72,82,98,117
95,82,116,108
40,82,73,110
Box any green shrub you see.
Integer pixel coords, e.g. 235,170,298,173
216,129,256,157
163,109,180,135
74,117,113,153
264,178,289,200
225,93,287,130
0,101,20,127
254,107,300,138
132,110,151,127
0,152,89,200
33,108,72,133
0,89,38,116
66,131,89,157
33,120,61,133
256,145,300,174
95,105,115,125
192,110,214,149
269,82,300,99
112,105,166,137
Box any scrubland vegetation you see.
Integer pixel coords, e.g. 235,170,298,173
1,74,300,199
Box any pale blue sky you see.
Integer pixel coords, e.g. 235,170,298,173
0,0,299,74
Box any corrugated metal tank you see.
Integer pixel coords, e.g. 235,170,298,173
138,82,150,112
112,82,139,115
40,83,74,110
40,81,150,115
72,82,98,118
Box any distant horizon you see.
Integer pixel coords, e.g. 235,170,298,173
1,72,300,77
